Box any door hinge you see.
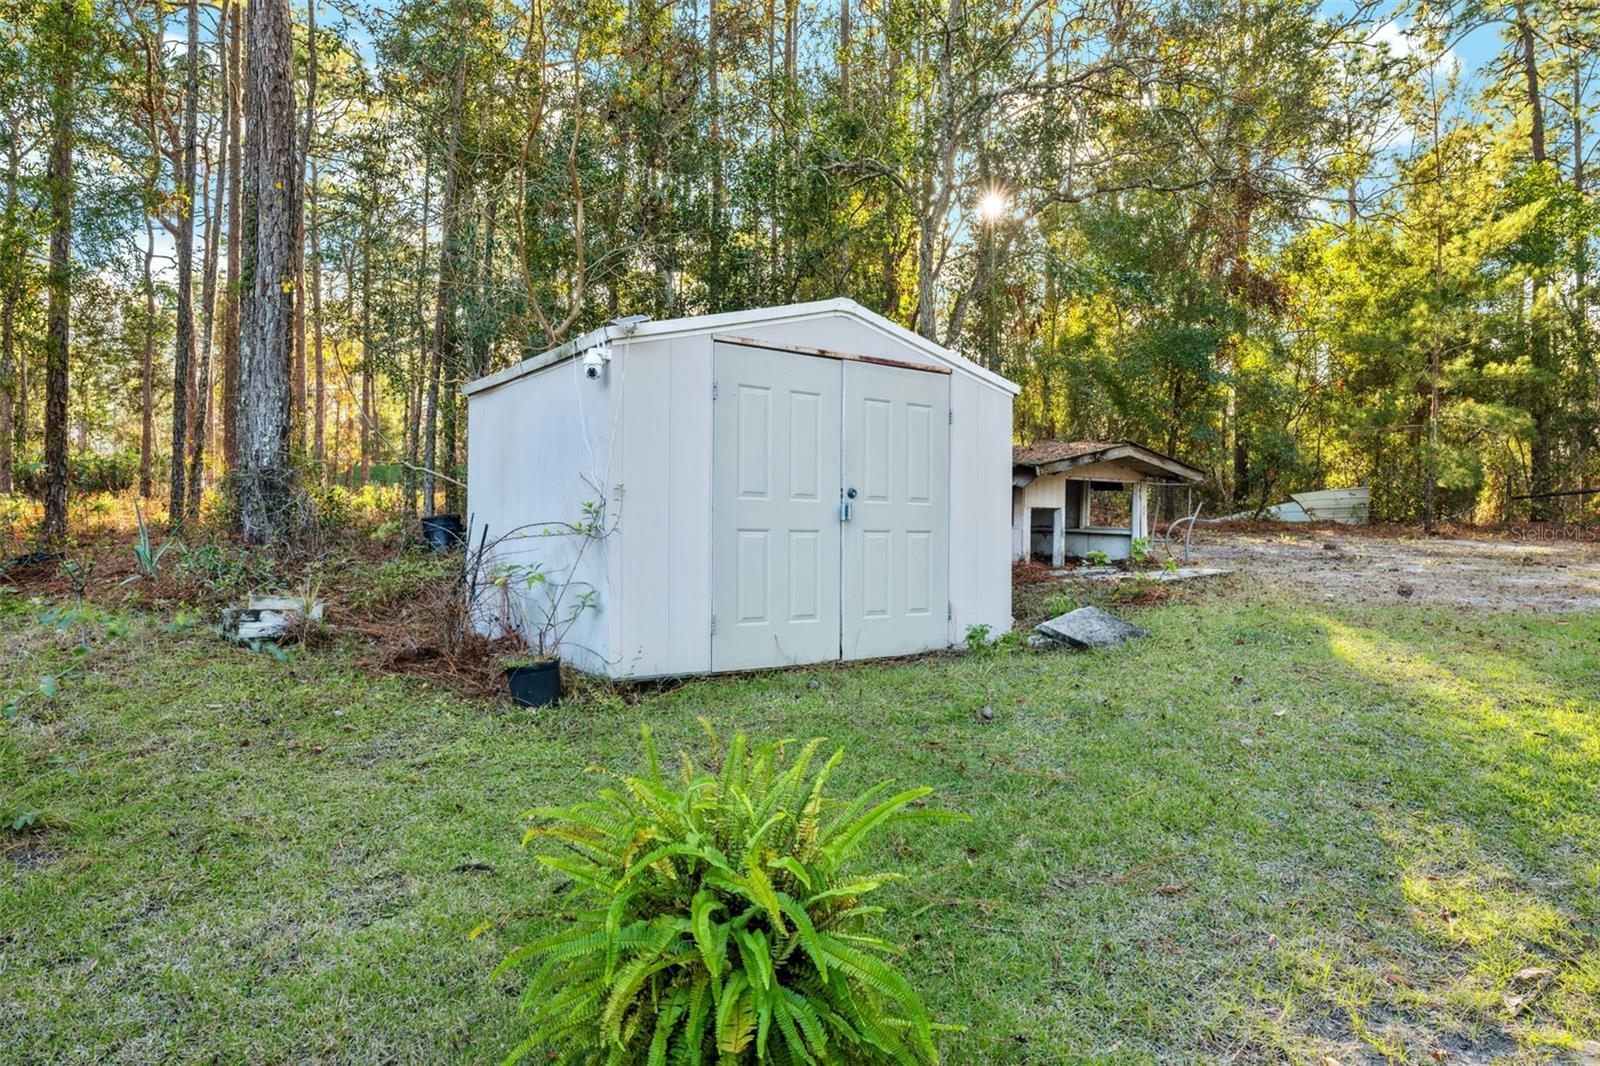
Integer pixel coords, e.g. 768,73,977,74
947,409,953,425
947,601,953,621
712,379,718,401
710,614,717,635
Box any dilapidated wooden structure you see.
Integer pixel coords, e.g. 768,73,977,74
1012,441,1205,564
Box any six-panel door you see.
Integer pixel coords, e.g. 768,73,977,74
840,359,951,660
711,343,844,671
711,341,951,671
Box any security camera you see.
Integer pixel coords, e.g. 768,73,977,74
582,345,612,380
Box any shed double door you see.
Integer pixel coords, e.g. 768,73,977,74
711,340,950,672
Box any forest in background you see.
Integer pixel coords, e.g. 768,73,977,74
1,0,1597,545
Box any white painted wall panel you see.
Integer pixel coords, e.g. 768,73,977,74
613,337,672,677
665,337,715,674
948,378,1014,640
466,357,616,674
610,335,716,678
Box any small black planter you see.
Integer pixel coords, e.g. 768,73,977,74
506,659,562,707
420,513,464,552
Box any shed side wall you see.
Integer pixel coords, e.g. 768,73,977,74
466,357,616,675
950,377,1014,638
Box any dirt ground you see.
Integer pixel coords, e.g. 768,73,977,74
1186,525,1600,611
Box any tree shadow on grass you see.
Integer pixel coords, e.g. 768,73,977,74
1268,613,1600,1063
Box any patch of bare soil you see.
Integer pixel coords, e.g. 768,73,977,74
3,836,59,871
1189,527,1600,611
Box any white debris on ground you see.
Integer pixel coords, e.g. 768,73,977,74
1054,565,1232,583
220,596,326,643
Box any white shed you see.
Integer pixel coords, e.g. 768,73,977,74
463,298,1019,679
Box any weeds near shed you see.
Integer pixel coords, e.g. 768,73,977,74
1043,593,1078,617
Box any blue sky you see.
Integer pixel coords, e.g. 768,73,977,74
1327,0,1509,86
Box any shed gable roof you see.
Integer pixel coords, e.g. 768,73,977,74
1013,440,1205,483
461,298,1020,398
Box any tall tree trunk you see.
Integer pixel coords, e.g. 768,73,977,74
916,0,962,341
1517,4,1546,166
405,164,430,517
783,0,796,80
222,0,242,469
140,217,156,498
1570,38,1593,422
360,224,372,484
13,305,25,459
1518,2,1554,519
169,0,201,525
310,153,325,469
424,27,467,518
881,11,899,318
472,196,495,380
187,152,208,447
41,0,77,544
237,0,299,543
708,0,722,308
0,131,22,494
188,0,230,518
291,0,318,452
838,0,850,102
136,18,162,500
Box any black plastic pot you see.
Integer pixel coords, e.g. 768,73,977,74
420,513,464,552
506,659,562,707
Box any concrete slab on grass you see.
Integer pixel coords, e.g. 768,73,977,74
1033,606,1148,649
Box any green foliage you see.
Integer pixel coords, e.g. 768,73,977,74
498,725,965,1065
0,494,27,545
59,558,95,605
1129,537,1151,564
172,541,274,600
1084,550,1112,567
962,623,992,652
129,500,173,580
347,553,457,613
1043,593,1078,617
9,452,138,499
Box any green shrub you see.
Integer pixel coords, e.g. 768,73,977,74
10,451,138,498
962,622,992,652
497,726,964,1065
1042,593,1077,617
173,541,272,599
346,554,457,612
1084,549,1111,567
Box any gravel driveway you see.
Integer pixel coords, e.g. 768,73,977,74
1186,527,1600,611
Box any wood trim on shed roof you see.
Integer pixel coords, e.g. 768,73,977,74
713,334,952,374
1013,440,1204,484
461,298,1019,398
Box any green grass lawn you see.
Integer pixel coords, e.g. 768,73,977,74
2,582,1598,1063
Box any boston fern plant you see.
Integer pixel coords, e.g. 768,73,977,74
495,724,966,1065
